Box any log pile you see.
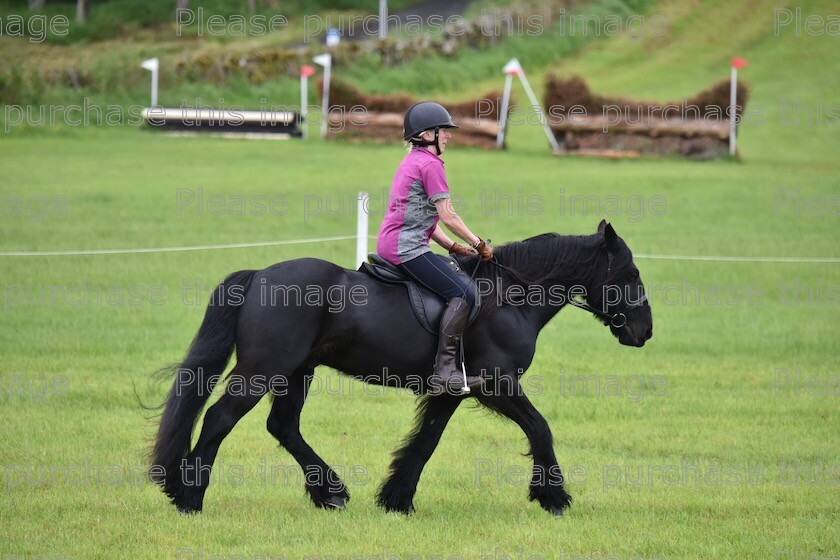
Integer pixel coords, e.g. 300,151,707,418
319,77,505,149
543,75,750,159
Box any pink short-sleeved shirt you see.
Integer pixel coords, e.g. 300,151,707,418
376,148,451,265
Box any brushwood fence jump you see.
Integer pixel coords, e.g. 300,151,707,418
543,75,750,159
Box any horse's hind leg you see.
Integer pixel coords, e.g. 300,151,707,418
266,369,349,509
377,395,462,514
171,365,266,514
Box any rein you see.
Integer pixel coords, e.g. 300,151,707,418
465,245,644,330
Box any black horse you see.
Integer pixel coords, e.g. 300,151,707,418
150,220,652,515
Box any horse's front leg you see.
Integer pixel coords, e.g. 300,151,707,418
475,376,571,515
377,394,462,514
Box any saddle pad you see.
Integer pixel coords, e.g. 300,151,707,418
359,256,480,334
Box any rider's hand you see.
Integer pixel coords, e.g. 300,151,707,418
474,239,493,262
448,242,474,257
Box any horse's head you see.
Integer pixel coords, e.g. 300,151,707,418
588,220,653,347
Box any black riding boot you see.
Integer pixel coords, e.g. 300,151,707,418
432,297,484,395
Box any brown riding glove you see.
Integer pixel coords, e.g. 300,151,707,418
448,242,474,257
474,238,493,262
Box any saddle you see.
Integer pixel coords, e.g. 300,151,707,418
359,253,480,334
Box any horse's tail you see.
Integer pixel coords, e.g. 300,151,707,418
149,269,257,488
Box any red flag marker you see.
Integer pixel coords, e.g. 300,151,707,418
731,57,748,69
300,65,316,78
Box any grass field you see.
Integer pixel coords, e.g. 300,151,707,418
1,1,839,559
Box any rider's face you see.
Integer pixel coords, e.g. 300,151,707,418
420,129,452,154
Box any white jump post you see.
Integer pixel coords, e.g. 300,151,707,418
300,65,315,139
356,192,369,268
496,68,515,148
500,58,559,152
729,57,748,157
313,53,332,139
140,57,159,107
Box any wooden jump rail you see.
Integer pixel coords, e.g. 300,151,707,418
141,108,303,138
319,77,504,149
326,112,501,149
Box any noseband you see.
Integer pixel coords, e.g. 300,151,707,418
564,248,647,329
565,291,647,329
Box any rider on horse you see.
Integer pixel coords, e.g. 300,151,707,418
376,101,494,395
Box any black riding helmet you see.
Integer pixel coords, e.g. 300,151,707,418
403,101,459,155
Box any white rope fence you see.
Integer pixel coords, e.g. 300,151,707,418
0,191,836,263
0,235,357,257
633,254,840,264
1,238,837,263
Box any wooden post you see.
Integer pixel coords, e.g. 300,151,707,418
76,0,89,23
379,0,388,40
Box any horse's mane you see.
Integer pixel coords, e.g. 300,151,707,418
462,232,634,316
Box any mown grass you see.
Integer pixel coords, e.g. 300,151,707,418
1,127,837,559
1,0,839,559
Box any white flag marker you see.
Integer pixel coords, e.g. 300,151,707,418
496,60,520,147
140,57,159,107
498,58,559,152
313,53,332,139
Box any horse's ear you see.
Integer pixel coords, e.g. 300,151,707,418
604,223,618,244
597,219,607,234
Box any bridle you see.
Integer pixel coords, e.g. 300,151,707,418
560,249,648,330
467,243,647,331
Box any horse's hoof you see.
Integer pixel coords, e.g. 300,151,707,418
323,496,346,510
547,506,565,517
383,503,415,515
177,506,201,515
